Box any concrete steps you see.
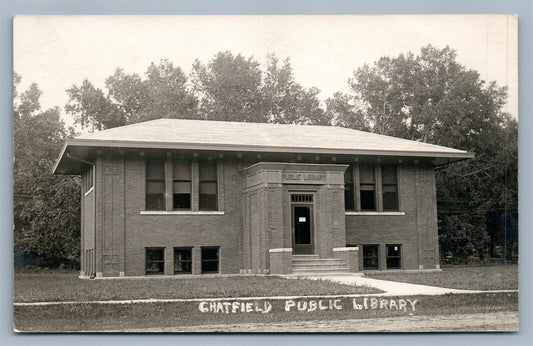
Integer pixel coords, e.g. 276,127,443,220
292,255,350,274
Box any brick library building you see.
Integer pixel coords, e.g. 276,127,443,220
53,119,473,278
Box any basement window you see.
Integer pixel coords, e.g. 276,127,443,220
363,244,379,270
174,247,192,274
201,247,219,274
146,248,165,275
386,244,402,269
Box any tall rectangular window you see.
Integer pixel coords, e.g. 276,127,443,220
173,160,192,210
359,164,376,211
146,248,165,275
344,165,355,210
174,247,192,274
386,244,401,269
363,245,379,270
201,247,219,273
146,159,166,210
382,165,398,211
199,160,217,211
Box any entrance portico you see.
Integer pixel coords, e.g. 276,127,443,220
240,162,350,274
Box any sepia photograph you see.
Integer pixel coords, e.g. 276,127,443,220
12,14,519,333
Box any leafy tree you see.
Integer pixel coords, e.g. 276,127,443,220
108,61,198,121
325,92,369,131
66,60,198,130
191,51,265,122
65,79,122,130
477,116,518,260
347,45,518,262
69,53,329,128
262,54,327,125
14,73,81,268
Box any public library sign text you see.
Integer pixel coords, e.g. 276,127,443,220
282,172,327,184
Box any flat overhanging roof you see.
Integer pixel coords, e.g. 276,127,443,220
53,119,475,174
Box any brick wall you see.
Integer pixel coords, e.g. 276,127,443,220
93,153,243,276
345,163,439,270
87,152,439,276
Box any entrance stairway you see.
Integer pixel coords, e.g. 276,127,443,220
292,255,349,274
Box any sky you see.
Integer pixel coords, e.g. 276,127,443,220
13,15,518,128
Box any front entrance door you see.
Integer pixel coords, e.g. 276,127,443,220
292,205,313,254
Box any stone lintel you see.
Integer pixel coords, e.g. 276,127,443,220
269,248,293,253
333,247,359,252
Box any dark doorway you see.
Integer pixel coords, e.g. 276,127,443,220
292,205,313,254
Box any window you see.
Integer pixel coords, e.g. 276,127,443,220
173,160,192,210
174,248,192,274
146,159,166,210
199,160,217,211
359,165,376,211
386,244,401,269
291,194,313,203
146,248,165,275
382,165,398,211
85,166,94,192
344,165,355,210
144,158,221,212
201,247,219,273
363,245,379,270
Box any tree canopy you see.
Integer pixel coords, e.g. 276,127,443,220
14,73,80,268
191,51,264,122
66,52,326,129
342,45,518,262
261,54,327,125
65,60,198,130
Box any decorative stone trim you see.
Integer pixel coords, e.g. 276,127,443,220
268,248,293,253
140,211,225,215
242,185,266,194
333,247,359,252
345,211,405,216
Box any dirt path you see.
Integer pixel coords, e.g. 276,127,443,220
118,311,518,333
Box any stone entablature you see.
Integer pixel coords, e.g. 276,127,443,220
241,162,347,189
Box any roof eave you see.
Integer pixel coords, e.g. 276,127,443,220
52,141,69,175
53,139,475,175
65,138,475,159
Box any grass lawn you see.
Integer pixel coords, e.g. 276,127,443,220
14,273,381,303
366,264,518,290
13,271,519,332
14,292,518,332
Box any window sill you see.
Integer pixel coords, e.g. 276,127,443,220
140,210,225,215
345,211,405,216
